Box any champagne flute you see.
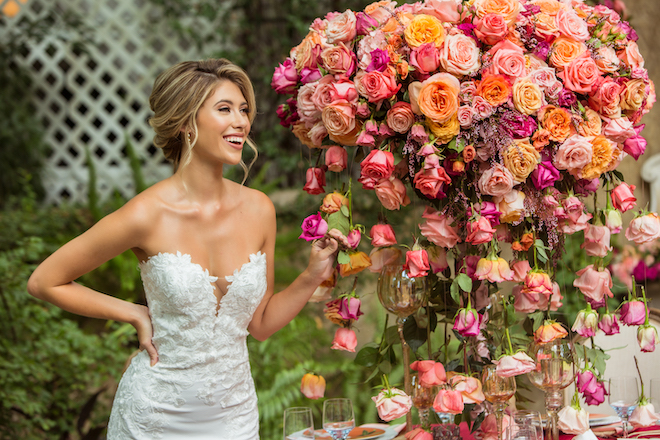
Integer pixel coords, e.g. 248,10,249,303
483,364,516,440
411,373,436,430
283,407,314,440
323,398,355,440
608,376,639,437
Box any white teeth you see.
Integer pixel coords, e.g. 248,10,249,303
224,137,243,144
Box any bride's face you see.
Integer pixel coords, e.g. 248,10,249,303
193,80,251,166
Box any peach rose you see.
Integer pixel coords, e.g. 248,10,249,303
512,77,545,115
626,213,660,244
588,77,622,118
529,0,563,16
331,327,358,352
489,39,526,78
474,13,508,45
404,14,445,48
386,101,415,133
322,102,356,137
308,121,328,147
339,251,372,277
553,134,593,175
531,12,560,40
447,373,485,404
440,33,481,76
502,139,541,183
368,247,403,274
294,32,323,71
356,70,401,103
537,105,575,142
549,37,587,69
558,53,602,94
580,135,614,180
595,46,620,74
301,373,326,399
619,40,645,69
375,176,411,210
556,8,590,41
473,0,522,25
409,72,461,123
495,189,526,223
292,122,316,148
426,114,460,144
326,9,357,44
321,191,348,214
478,163,515,197
414,0,462,23
577,108,603,137
419,206,460,248
364,1,397,25
475,256,514,283
476,74,512,106
602,116,636,144
328,120,362,146
557,406,589,435
620,78,648,112
371,387,413,422
321,43,357,76
581,224,612,258
493,352,535,377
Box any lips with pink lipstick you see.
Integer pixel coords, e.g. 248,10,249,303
223,135,244,149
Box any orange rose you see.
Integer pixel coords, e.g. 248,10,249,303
320,192,348,214
577,108,603,137
537,105,576,142
339,251,372,277
620,78,648,112
463,144,476,162
549,37,587,69
473,0,522,25
292,122,316,148
294,31,323,71
364,1,397,24
512,77,544,115
301,373,326,399
396,60,409,80
476,74,512,106
328,121,362,146
529,0,564,15
322,102,356,137
404,14,445,48
409,73,461,123
426,114,460,144
531,12,559,40
531,128,551,151
580,135,614,180
381,10,413,34
502,138,541,183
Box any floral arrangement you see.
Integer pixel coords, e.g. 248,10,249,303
273,0,657,434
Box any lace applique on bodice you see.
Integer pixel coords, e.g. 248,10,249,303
107,251,267,439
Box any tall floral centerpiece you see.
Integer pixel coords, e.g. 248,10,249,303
273,0,657,435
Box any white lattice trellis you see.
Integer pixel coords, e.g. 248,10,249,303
1,0,230,204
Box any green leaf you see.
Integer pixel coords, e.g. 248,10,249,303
355,346,379,367
378,360,392,374
456,273,473,293
450,278,461,305
340,205,350,217
403,316,428,353
337,251,350,265
327,211,350,235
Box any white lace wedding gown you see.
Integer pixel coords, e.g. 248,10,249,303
107,251,267,439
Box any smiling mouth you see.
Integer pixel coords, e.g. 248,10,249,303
224,137,244,146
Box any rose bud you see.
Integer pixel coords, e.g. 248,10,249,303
303,167,326,195
410,360,447,387
347,229,361,249
433,389,464,414
325,146,348,172
300,373,326,399
331,327,358,352
619,300,647,325
371,387,413,422
611,182,637,212
637,324,659,352
453,308,481,337
370,223,397,247
598,312,620,335
572,307,599,338
338,296,363,321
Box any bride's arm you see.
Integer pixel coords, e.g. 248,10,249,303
27,197,159,365
248,197,337,341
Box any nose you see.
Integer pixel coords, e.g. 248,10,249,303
231,109,249,129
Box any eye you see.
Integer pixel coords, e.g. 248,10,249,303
240,107,250,114
217,107,230,112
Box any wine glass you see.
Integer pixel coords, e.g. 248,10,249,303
650,378,660,409
283,407,314,440
482,364,516,440
608,376,639,437
527,340,575,440
508,410,544,440
323,398,355,440
411,373,436,430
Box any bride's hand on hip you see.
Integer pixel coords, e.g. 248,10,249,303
307,237,339,282
132,304,159,366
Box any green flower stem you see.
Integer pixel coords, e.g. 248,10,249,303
502,296,513,355
642,286,650,326
634,356,647,404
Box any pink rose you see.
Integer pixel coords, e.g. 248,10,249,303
605,208,623,234
405,428,433,440
356,11,379,36
386,101,415,134
410,360,447,387
413,160,451,200
480,414,512,440
571,308,599,338
356,70,401,103
603,116,636,143
375,177,410,210
478,164,515,197
466,217,496,245
331,327,357,352
619,40,645,69
447,373,485,404
637,325,659,353
356,130,376,148
453,308,481,337
439,33,481,76
300,67,322,84
299,212,328,242
368,247,403,274
414,0,461,23
338,297,363,321
553,135,593,176
428,245,449,274
488,39,526,78
556,8,590,41
409,43,441,77
433,389,464,414
588,77,622,118
360,149,395,181
296,83,321,125
624,135,647,160
511,260,532,283
457,105,475,127
558,53,602,94
557,406,589,435
321,43,357,76
405,249,430,278
598,312,620,335
494,352,536,377
325,146,348,172
573,265,613,304
347,229,361,249
325,9,357,44
372,387,413,422
271,58,298,94
626,213,660,244
474,13,508,45
619,300,646,325
513,285,546,314
303,167,326,195
611,182,636,212
419,207,460,248
308,121,328,147
370,224,397,247
630,403,660,427
581,224,612,258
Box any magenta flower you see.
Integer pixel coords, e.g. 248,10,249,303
598,312,620,335
531,161,560,190
299,213,328,242
619,300,646,325
453,308,481,337
338,297,363,321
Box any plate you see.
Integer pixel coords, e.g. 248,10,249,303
315,427,386,440
589,414,621,427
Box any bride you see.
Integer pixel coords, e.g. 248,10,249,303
27,59,338,439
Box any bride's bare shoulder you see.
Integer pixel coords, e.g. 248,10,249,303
231,182,275,218
115,178,177,224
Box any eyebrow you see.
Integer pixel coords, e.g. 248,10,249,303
214,99,248,106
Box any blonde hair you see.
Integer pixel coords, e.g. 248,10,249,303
148,59,258,181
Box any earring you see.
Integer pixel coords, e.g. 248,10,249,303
187,132,192,144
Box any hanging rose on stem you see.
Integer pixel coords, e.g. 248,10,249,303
557,391,590,435
534,320,568,344
404,239,430,278
493,296,535,377
300,372,326,399
371,375,413,422
630,356,660,427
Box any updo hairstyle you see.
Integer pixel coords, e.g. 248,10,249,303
148,59,258,178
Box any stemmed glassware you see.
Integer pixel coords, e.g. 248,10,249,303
608,376,639,437
283,407,314,440
527,339,575,440
482,364,517,440
411,373,436,430
508,410,544,440
377,264,427,431
323,398,355,440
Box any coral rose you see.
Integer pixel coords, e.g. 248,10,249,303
489,39,526,78
611,182,636,212
301,373,326,399
410,42,441,77
370,224,397,247
433,389,464,414
386,101,415,133
410,360,447,387
537,105,576,142
494,352,535,377
588,77,622,118
476,74,511,106
405,428,433,440
419,207,460,248
474,13,508,45
331,327,358,352
405,249,430,278
409,72,461,123
466,217,496,245
325,146,348,173
359,70,401,103
549,37,587,69
573,264,613,304
361,149,395,180
558,53,602,94
325,9,357,44
404,14,445,48
534,321,568,344
375,176,411,210
502,139,541,183
581,224,612,257
413,161,452,199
